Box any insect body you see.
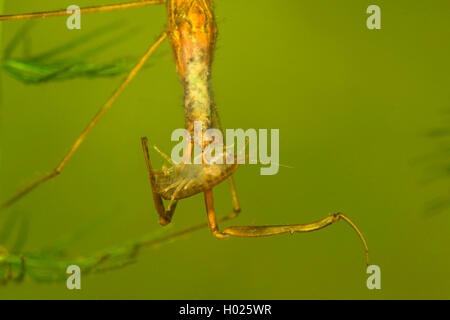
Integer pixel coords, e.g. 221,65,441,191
0,0,370,265
168,0,217,135
153,0,236,200
139,0,241,218
155,162,238,201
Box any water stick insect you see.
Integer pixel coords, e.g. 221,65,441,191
0,0,369,265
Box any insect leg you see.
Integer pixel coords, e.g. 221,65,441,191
210,107,241,215
153,145,174,165
228,177,241,214
141,137,178,226
0,0,165,21
204,189,229,239
204,189,369,265
225,215,369,265
0,32,167,211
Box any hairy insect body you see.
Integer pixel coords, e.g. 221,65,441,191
153,0,235,201
167,0,217,136
156,162,238,200
0,1,370,263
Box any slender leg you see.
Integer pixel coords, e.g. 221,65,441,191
141,137,178,226
204,189,229,239
0,0,165,21
211,106,241,214
204,189,369,265
228,177,241,214
0,32,167,211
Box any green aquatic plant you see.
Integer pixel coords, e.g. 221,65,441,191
0,16,179,285
1,21,146,84
424,111,450,216
0,1,370,286
0,209,233,285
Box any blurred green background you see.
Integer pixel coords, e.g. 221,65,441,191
0,0,449,299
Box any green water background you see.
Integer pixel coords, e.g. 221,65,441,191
0,0,449,299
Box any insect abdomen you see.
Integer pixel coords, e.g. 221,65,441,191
167,0,217,136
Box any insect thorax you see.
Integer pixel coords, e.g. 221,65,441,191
156,163,238,200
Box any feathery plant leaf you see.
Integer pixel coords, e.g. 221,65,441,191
0,211,214,285
422,110,450,216
0,18,178,285
1,21,148,84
